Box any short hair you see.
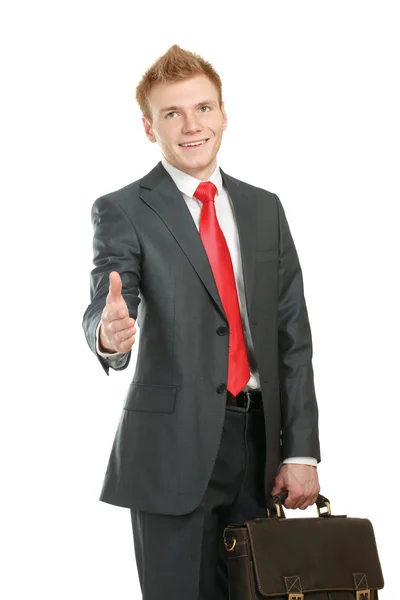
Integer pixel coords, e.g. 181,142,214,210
135,44,223,119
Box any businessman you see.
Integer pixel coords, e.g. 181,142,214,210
83,44,321,600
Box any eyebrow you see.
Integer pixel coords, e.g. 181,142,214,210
159,100,218,114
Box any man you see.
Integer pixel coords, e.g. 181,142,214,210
83,44,321,600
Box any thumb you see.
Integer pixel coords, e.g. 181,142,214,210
271,475,284,497
107,271,122,303
271,484,281,497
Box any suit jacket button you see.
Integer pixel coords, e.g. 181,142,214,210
216,326,228,336
217,384,227,394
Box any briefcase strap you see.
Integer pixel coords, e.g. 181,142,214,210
266,492,331,519
287,592,371,600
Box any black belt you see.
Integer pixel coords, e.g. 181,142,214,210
226,389,263,412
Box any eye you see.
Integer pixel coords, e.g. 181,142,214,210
200,106,211,112
166,111,178,119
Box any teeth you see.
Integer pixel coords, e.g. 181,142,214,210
181,140,207,147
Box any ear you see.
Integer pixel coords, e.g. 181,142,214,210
142,116,157,143
221,101,228,131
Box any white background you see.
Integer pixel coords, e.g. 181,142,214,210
1,1,398,598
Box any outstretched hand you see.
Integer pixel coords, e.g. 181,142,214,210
99,271,137,354
271,464,320,510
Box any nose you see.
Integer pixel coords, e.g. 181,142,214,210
182,112,202,134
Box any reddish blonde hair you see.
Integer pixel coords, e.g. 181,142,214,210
135,44,223,119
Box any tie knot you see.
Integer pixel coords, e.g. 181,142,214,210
193,181,217,205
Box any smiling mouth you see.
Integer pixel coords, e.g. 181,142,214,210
179,138,209,148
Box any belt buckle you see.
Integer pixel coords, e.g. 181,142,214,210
243,391,252,412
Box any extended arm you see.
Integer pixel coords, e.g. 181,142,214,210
82,195,141,375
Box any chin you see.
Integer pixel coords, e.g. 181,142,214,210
187,153,214,167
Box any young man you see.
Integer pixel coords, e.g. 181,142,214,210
83,45,321,600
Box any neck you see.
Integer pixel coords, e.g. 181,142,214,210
164,158,217,181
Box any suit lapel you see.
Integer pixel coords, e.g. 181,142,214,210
139,162,256,322
221,169,257,316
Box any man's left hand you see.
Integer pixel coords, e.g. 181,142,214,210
271,464,320,510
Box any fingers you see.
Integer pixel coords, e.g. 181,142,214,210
100,273,136,353
100,310,137,353
105,316,136,335
113,331,136,353
103,317,136,344
284,485,320,510
275,464,320,510
100,324,137,354
271,466,320,512
284,492,299,510
285,493,308,510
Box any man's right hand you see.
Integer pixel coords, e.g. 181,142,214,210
99,271,137,354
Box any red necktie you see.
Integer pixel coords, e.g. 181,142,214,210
194,181,250,397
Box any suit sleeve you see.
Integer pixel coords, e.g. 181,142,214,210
275,194,321,462
82,195,141,375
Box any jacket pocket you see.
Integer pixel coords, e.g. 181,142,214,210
124,383,178,414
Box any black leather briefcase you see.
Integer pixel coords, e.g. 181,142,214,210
223,494,384,600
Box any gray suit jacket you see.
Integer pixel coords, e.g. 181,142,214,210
82,162,320,515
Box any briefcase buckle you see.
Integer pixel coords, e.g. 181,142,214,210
356,591,371,600
288,594,304,600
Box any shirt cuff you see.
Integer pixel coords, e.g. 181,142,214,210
95,320,125,358
282,457,318,467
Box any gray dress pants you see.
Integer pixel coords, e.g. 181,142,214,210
130,402,267,600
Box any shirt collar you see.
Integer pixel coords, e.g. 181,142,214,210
161,159,223,198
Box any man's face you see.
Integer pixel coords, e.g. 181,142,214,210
143,74,227,180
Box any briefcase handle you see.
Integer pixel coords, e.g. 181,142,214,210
266,492,331,518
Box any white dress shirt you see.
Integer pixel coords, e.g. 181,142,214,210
95,160,317,467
